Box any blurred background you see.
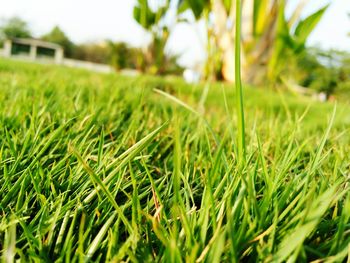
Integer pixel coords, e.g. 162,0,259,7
0,0,349,100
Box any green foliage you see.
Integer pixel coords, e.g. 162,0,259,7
0,16,31,42
293,5,329,50
70,40,183,75
133,0,183,75
133,0,157,30
144,34,184,75
253,0,269,36
292,49,350,99
177,0,210,20
255,1,330,83
72,42,111,64
108,42,138,70
41,26,75,57
133,0,170,30
178,0,330,84
0,58,350,262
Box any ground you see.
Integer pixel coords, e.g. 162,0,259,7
0,58,349,262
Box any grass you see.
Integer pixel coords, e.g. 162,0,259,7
0,58,350,262
235,0,246,167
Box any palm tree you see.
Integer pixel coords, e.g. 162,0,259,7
178,0,329,84
133,0,172,74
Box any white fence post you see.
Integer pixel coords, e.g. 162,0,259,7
55,48,64,64
3,40,12,57
29,45,37,60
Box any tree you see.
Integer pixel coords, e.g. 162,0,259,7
108,42,140,70
133,0,177,74
71,42,110,64
41,26,75,57
0,16,31,40
177,0,215,80
178,0,329,85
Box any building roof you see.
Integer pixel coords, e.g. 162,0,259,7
9,38,63,50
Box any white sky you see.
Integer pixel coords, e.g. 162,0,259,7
1,0,349,67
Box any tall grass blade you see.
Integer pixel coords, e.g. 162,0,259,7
235,0,246,167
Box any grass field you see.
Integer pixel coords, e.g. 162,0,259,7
0,58,350,262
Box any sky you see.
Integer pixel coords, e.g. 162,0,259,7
1,0,349,67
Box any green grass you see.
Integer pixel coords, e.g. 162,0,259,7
235,0,246,168
0,58,350,262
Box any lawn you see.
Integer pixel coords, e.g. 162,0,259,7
0,58,349,262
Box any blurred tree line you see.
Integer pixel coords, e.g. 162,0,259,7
296,49,350,100
131,0,350,98
0,16,183,76
0,1,349,99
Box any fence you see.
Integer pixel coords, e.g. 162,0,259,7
0,49,114,74
62,58,114,74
